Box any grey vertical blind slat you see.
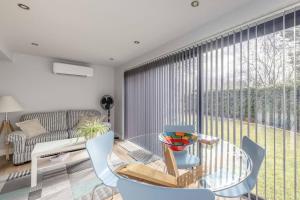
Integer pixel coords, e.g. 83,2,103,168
293,9,298,200
283,12,287,200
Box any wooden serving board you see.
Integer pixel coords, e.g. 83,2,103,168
117,163,178,187
177,165,205,187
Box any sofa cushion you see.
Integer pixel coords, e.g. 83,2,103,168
25,130,69,146
20,111,67,132
68,129,79,138
16,119,47,138
67,109,101,130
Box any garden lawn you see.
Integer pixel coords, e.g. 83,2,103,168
203,117,300,200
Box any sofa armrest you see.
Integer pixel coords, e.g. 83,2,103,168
8,131,27,153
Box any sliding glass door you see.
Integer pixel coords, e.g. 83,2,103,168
124,7,300,200
202,11,300,200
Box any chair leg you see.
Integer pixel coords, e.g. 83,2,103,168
91,184,115,200
91,184,101,200
105,186,114,200
110,187,114,200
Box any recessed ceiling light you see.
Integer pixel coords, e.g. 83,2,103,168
109,58,114,61
18,3,30,10
191,0,199,7
134,41,140,44
31,43,39,46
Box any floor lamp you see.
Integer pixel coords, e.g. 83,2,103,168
0,96,23,160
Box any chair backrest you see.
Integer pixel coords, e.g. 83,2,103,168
242,136,265,189
118,177,215,200
164,125,194,133
86,131,115,183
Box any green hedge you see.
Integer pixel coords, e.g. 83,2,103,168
202,85,300,131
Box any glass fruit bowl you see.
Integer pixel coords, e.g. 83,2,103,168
159,132,198,151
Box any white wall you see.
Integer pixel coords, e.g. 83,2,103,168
114,0,300,138
0,43,12,61
0,53,115,153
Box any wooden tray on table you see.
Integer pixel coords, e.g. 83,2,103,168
117,146,206,188
117,163,178,187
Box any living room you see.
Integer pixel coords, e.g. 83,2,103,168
1,0,300,200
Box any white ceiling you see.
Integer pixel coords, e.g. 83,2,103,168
0,0,254,67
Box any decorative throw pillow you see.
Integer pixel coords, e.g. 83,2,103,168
16,119,47,138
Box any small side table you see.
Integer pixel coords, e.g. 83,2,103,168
0,120,14,160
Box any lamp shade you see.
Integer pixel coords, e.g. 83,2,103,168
0,96,23,113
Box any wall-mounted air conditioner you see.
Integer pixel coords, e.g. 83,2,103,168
53,62,93,77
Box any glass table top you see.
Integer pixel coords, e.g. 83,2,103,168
108,133,252,192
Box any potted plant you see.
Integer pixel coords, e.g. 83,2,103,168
76,119,110,140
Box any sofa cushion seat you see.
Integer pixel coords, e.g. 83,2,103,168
25,130,69,146
68,129,79,138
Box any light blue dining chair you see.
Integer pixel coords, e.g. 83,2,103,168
164,125,200,169
117,177,215,200
86,131,118,200
215,136,265,198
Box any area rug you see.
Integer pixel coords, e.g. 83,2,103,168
128,149,160,164
0,153,124,200
119,141,161,164
118,141,142,152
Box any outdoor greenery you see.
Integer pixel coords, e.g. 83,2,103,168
199,21,300,200
204,117,300,200
203,86,300,131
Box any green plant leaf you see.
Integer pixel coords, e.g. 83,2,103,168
76,119,109,140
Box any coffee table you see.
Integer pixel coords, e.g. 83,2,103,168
31,137,88,187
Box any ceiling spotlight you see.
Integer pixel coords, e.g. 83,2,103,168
31,42,39,46
18,3,30,10
109,58,114,61
134,41,140,44
191,0,199,7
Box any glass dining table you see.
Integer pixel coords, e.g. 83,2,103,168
108,133,253,192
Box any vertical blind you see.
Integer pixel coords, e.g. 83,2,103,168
201,10,300,200
125,48,200,138
125,7,300,200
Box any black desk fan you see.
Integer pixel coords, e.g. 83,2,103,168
100,95,114,123
100,95,118,139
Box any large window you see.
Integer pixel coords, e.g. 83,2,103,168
201,11,300,200
124,8,300,200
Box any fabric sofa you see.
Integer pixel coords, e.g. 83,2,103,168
8,109,103,165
